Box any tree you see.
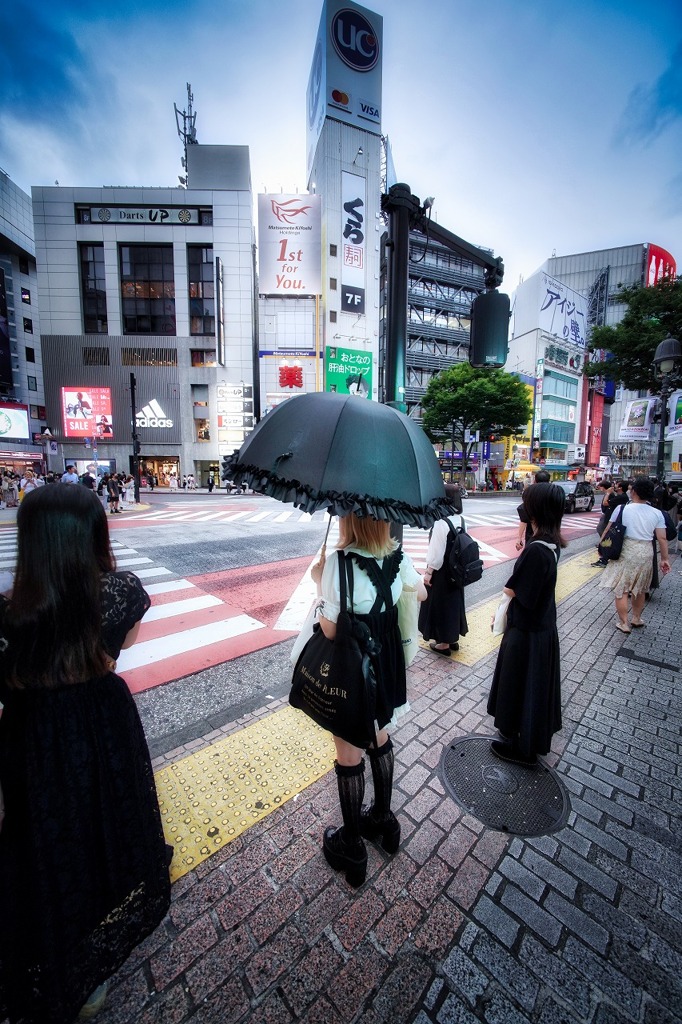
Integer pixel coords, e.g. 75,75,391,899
421,363,533,464
586,278,682,392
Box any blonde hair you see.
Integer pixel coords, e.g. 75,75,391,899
337,514,397,558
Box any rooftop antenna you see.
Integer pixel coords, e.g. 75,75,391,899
174,83,198,186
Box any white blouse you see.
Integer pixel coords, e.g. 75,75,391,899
318,546,421,624
424,514,463,571
608,502,665,541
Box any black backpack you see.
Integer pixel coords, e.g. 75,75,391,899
446,519,484,587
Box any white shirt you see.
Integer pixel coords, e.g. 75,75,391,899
424,514,463,571
61,471,79,484
318,546,421,624
609,501,665,541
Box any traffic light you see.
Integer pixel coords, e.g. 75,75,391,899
133,439,141,455
469,290,511,369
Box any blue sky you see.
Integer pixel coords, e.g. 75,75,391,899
1,0,680,289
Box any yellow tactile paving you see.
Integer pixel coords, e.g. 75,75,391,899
418,549,601,666
156,549,601,880
156,707,335,882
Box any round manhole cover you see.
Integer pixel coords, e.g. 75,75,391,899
439,736,571,837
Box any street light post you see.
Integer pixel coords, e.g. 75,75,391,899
652,334,682,481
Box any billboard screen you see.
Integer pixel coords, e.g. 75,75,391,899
618,398,656,441
61,387,114,438
0,402,30,440
325,345,372,397
645,244,676,287
258,194,321,295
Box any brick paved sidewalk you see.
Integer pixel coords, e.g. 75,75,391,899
96,561,681,1024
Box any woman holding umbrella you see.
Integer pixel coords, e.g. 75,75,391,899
313,513,426,886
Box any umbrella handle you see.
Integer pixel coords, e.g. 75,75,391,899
320,515,333,558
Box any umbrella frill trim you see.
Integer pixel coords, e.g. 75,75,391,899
223,456,458,528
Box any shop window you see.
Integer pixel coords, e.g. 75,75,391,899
121,348,178,367
79,244,108,334
83,346,110,366
27,375,37,392
23,318,33,334
188,246,215,336
120,244,175,334
191,349,217,367
21,287,30,304
26,346,35,362
195,418,211,442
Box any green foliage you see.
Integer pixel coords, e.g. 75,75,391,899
421,362,533,458
586,278,682,391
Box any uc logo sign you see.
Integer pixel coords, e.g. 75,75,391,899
331,8,379,72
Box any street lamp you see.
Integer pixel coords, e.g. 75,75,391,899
652,334,682,480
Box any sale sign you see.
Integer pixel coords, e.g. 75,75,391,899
61,387,114,438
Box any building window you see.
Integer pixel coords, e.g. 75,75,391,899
23,318,33,334
121,347,178,367
330,244,337,257
27,375,37,392
26,346,35,362
329,278,337,290
79,244,108,334
190,349,218,367
82,346,110,366
195,418,211,442
329,310,337,323
19,256,29,275
21,287,30,304
188,246,215,336
120,245,176,335
30,404,47,419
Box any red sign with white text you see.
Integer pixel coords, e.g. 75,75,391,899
61,387,114,438
645,244,676,287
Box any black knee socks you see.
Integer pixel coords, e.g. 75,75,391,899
334,760,365,842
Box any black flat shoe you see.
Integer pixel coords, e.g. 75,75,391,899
359,805,400,854
429,643,451,656
490,739,537,767
323,827,367,887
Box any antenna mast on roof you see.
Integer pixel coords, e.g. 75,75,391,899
174,83,198,186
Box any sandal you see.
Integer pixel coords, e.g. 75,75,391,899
630,620,645,628
615,623,631,634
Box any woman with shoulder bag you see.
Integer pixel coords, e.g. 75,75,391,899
310,513,426,887
598,476,670,632
418,483,468,655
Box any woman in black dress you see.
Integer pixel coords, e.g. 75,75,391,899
0,484,170,1024
419,484,468,654
487,483,566,766
312,513,426,887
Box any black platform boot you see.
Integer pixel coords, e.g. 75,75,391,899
360,737,400,854
323,760,367,888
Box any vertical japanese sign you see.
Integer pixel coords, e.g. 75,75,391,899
538,274,587,348
341,171,366,315
258,195,321,296
326,345,372,398
61,387,113,438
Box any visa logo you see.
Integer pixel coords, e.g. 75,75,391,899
359,101,379,119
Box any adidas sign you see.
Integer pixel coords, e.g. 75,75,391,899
136,399,173,428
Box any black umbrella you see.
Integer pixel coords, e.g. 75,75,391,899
223,392,456,527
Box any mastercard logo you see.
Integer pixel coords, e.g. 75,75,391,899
331,89,350,105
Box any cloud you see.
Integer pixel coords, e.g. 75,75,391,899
616,40,682,144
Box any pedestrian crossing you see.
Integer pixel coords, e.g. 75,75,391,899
0,507,601,692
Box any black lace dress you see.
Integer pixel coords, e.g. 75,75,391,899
0,573,170,1024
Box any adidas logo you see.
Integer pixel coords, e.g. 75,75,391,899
136,399,174,429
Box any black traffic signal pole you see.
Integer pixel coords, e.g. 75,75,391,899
130,372,141,503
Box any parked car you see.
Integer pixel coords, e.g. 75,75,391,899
555,480,595,513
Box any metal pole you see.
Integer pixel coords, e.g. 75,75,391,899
656,378,669,480
383,183,420,412
130,372,140,503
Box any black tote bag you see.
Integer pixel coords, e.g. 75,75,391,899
597,506,626,561
290,552,380,748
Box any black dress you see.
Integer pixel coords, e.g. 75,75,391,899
418,523,468,646
487,540,561,756
0,576,168,1024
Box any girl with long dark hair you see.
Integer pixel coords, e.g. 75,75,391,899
487,482,566,766
0,484,170,1024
